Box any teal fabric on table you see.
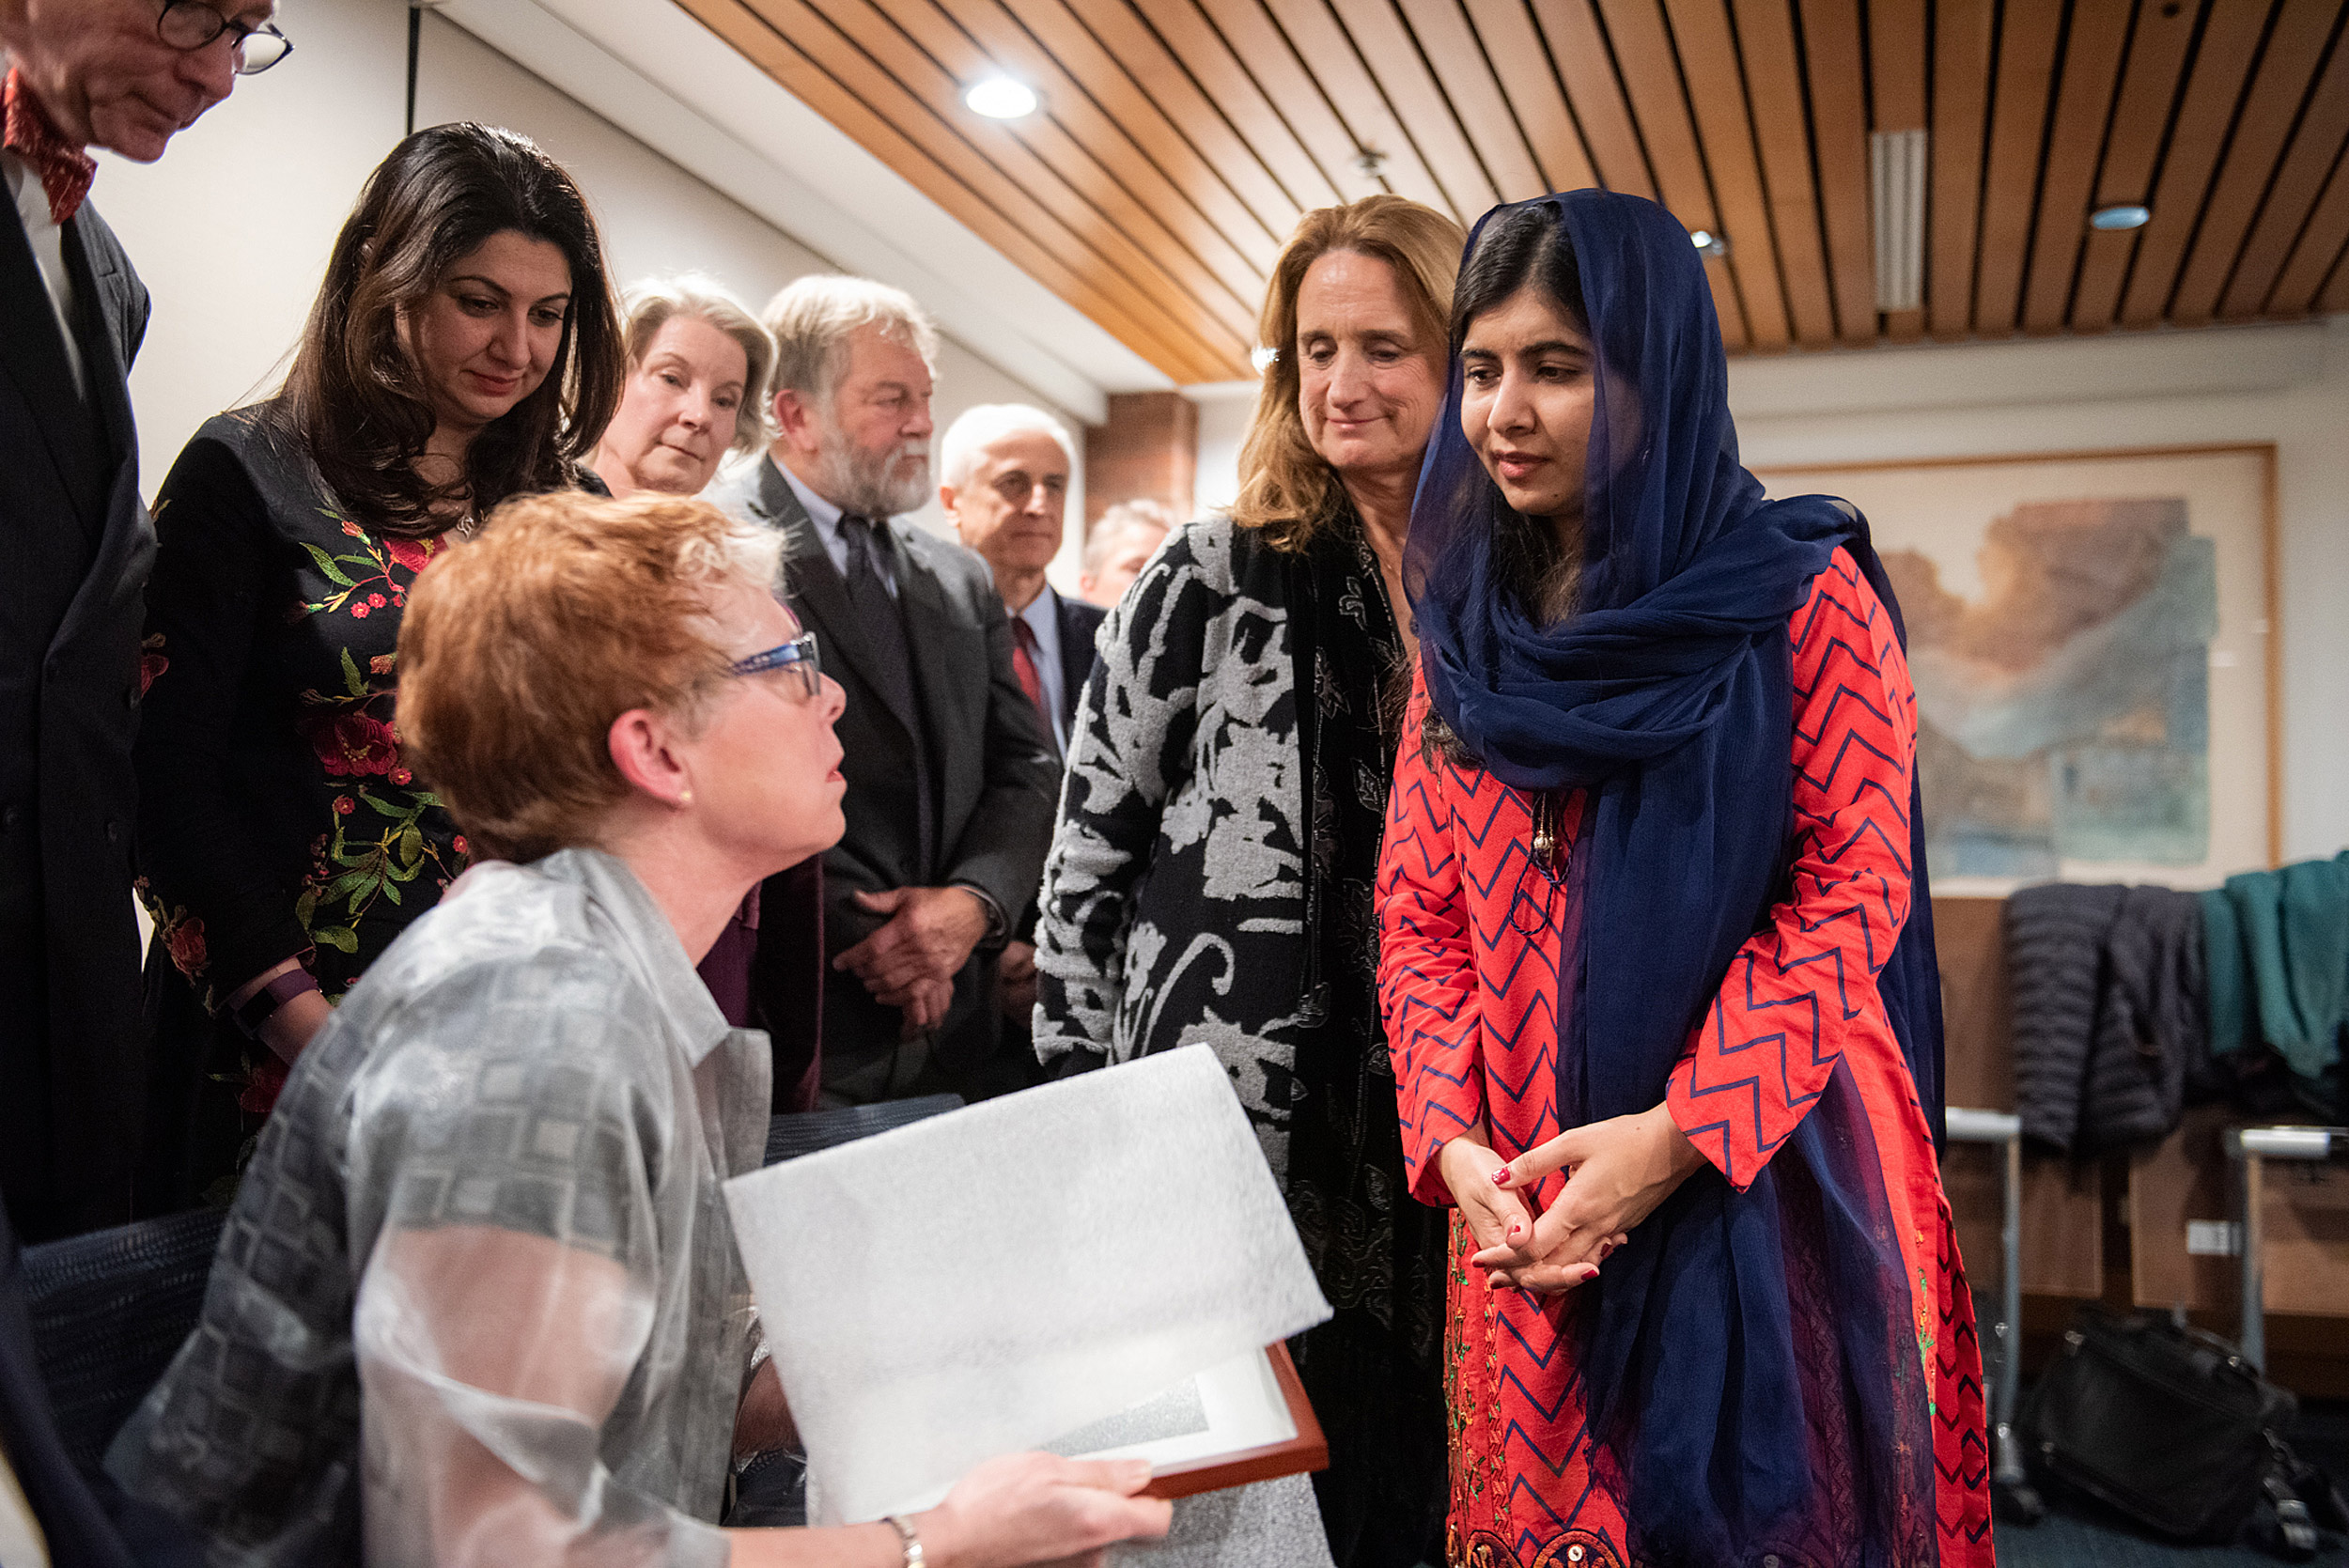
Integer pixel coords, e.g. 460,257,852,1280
2202,851,2349,1090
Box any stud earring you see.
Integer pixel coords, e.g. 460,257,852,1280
678,788,694,806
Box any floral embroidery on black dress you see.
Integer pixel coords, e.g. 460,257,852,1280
133,405,470,1208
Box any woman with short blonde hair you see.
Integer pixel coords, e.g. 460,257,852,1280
1032,192,1466,1565
590,274,776,495
114,489,1173,1568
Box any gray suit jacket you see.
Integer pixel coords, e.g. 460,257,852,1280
708,458,1058,1099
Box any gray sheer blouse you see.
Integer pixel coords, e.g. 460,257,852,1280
109,848,772,1567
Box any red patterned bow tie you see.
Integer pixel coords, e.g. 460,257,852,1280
4,69,95,225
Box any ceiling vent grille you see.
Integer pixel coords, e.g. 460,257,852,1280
1872,130,1928,313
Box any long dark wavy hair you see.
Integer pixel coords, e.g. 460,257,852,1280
281,123,624,537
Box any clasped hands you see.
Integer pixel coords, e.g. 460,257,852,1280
1439,1106,1709,1295
834,885,990,1040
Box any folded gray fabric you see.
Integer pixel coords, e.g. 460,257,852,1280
2084,885,2204,1151
2006,883,2128,1151
1114,1475,1335,1567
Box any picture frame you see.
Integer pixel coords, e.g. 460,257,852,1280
1115,1342,1329,1501
1755,444,2279,894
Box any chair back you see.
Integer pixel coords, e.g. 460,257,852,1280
764,1094,963,1167
21,1209,228,1471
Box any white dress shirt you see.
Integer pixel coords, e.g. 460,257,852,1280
776,459,897,598
2,147,87,398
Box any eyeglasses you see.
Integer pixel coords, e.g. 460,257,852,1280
728,631,823,700
157,1,293,75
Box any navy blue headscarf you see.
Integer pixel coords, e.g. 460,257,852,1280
1407,190,1949,1564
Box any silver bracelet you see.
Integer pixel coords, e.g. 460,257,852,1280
884,1514,925,1567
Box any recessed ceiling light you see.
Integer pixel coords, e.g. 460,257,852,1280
965,77,1038,119
1690,229,1731,259
2090,203,2153,231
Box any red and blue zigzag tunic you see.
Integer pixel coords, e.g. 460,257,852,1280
1377,549,1994,1568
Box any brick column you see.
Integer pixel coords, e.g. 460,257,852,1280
1081,391,1196,536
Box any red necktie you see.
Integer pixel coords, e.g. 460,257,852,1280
4,70,95,225
1010,615,1050,724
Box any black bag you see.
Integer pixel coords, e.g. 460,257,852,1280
2020,1306,2337,1556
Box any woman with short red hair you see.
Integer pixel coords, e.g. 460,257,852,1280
111,488,1172,1568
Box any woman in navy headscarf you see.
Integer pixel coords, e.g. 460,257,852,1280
1375,191,1993,1568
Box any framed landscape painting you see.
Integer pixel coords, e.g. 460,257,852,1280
1756,445,2278,896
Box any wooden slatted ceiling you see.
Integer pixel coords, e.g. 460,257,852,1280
672,0,2349,383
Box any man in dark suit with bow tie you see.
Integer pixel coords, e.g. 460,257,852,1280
3,0,286,1250
709,278,1058,1106
935,403,1104,1060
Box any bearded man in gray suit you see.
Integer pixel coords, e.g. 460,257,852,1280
708,277,1056,1105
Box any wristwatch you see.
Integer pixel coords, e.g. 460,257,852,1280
884,1514,925,1567
233,968,321,1039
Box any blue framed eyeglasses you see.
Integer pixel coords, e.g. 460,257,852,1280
728,631,822,698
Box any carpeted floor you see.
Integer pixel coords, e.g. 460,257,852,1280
1993,1402,2349,1567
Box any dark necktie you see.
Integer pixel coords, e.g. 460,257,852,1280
1009,615,1050,727
840,515,935,874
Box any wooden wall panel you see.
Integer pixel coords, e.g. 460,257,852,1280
1064,0,1316,233
2072,0,2202,332
2120,0,2283,328
1532,0,1657,197
1972,0,2064,335
1868,0,1927,341
683,0,1243,379
676,0,2349,380
1257,0,1464,218
1799,0,1878,343
1597,0,1750,348
1328,0,1505,215
1396,0,1551,202
1737,0,1838,346
1935,895,2106,1298
2020,3,2133,334
1928,0,1996,340
2170,0,2344,323
1667,0,1793,348
952,0,1285,269
2268,152,2349,310
1128,0,1352,210
2220,30,2349,315
871,0,1264,322
1462,0,1601,194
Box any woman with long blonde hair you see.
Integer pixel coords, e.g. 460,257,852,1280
1032,194,1465,1566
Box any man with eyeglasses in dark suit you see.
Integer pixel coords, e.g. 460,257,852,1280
0,0,286,1245
1,8,285,1561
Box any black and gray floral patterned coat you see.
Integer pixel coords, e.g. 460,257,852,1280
1033,512,1447,1568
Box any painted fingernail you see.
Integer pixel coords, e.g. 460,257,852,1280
1507,1222,1524,1239
1491,1167,1512,1187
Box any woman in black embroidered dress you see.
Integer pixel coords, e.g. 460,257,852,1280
1031,194,1464,1567
133,123,623,1210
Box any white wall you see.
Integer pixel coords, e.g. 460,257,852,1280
96,0,407,492
1190,384,1255,520
89,0,1084,556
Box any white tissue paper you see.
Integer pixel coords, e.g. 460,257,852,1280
721,1044,1335,1529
